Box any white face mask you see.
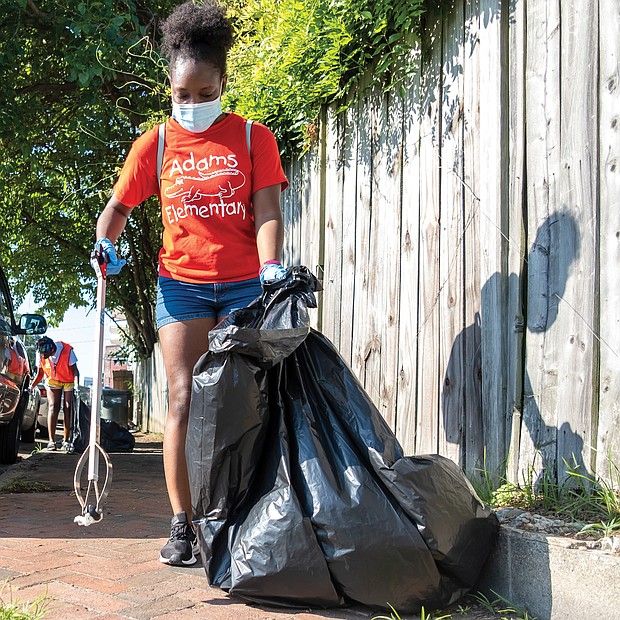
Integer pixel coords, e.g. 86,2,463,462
172,95,222,133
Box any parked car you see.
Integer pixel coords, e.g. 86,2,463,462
0,262,47,463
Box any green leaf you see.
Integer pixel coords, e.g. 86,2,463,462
0,0,427,357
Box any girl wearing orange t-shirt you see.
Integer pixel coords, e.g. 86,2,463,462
94,0,288,566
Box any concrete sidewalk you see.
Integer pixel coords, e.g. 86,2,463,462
0,435,498,620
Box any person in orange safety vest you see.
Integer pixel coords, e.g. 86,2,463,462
32,336,79,452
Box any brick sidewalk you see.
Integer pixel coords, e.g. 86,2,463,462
1,436,497,620
0,437,371,620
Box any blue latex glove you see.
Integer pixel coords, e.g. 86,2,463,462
259,262,287,285
94,238,126,276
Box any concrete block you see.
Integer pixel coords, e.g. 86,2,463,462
478,526,620,620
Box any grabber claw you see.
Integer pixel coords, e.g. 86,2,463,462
73,442,113,526
73,245,112,526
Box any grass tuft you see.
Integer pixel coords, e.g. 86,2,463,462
371,604,451,620
468,451,620,537
471,590,536,619
0,479,52,494
371,592,537,620
0,582,50,620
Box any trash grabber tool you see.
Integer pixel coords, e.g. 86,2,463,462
74,247,113,526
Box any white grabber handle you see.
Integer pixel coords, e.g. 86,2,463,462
74,247,114,526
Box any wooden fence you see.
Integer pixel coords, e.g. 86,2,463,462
134,342,168,435
280,0,620,486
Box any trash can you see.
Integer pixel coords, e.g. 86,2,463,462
100,389,132,429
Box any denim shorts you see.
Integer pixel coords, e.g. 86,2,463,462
155,276,263,329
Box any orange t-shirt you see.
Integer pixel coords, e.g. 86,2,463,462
113,113,288,283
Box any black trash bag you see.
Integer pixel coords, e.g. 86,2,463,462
294,330,497,590
213,396,343,608
187,266,499,613
72,398,135,453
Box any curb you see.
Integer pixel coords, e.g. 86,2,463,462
0,451,59,489
478,526,620,620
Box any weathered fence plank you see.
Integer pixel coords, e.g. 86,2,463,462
322,107,343,348
282,158,302,268
520,0,562,485
351,77,375,394
462,0,484,475
338,100,359,366
505,0,527,485
555,0,598,481
438,0,466,466
361,87,385,410
597,0,620,480
369,87,403,429
396,51,422,455
300,127,324,331
134,342,167,435
477,0,507,480
415,9,443,454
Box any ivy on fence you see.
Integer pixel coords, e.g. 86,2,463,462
225,0,428,156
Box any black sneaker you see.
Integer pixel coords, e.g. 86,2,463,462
159,512,199,566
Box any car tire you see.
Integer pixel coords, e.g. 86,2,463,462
0,400,23,464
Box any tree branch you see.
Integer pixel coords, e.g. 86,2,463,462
15,82,78,97
27,0,49,19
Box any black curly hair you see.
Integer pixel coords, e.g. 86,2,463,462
36,336,55,355
160,0,234,76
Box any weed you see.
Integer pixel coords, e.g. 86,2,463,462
468,450,620,536
0,479,51,494
371,594,538,620
471,591,496,613
420,609,451,620
471,590,536,619
566,454,620,519
468,447,498,503
0,582,50,619
580,517,620,538
371,603,452,620
371,603,403,620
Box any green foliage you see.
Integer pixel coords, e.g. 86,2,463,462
0,0,428,358
371,596,537,620
0,478,51,494
371,604,451,620
471,591,536,620
0,0,174,356
225,0,426,155
470,453,620,530
371,603,404,619
0,582,50,620
580,518,620,538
